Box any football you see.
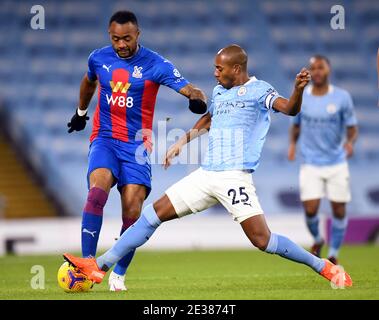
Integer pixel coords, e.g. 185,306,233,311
57,262,93,293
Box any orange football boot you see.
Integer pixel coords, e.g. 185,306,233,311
63,253,105,284
320,258,352,288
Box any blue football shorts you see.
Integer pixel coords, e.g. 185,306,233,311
87,137,151,197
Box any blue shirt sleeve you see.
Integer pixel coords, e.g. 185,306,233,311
342,92,358,127
257,82,281,112
87,50,97,81
153,60,189,92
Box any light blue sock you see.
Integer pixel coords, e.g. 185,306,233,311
113,248,135,276
96,204,161,270
113,223,137,276
328,217,348,258
305,215,323,244
265,233,325,273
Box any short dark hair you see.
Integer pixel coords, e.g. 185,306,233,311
311,54,331,66
109,11,138,27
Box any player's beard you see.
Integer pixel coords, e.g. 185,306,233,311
217,79,233,89
215,78,224,87
117,48,131,58
116,46,138,59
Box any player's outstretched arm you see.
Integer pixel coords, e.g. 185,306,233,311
163,112,211,169
179,84,208,114
288,124,300,161
67,74,97,133
273,68,311,116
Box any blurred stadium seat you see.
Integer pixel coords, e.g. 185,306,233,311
0,0,377,218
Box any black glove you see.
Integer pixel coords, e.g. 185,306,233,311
188,99,207,114
67,110,89,133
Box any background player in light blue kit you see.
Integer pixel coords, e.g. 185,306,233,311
288,55,358,265
64,45,352,288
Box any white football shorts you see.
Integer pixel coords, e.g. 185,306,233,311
299,162,351,203
165,167,264,223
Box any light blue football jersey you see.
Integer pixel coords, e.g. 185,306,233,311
202,77,281,172
292,85,357,166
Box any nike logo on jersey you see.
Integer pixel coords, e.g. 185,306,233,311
82,228,97,238
102,64,112,72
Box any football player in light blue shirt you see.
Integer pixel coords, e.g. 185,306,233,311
201,75,280,172
288,55,358,264
64,46,352,288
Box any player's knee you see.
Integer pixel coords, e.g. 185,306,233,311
305,210,318,218
89,169,113,193
251,234,270,251
303,200,320,217
153,196,178,222
333,209,345,219
122,202,142,220
331,203,346,218
305,211,317,218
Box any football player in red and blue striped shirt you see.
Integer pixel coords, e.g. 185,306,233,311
67,10,207,291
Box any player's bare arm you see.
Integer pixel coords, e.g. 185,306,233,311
288,124,300,161
179,83,207,101
79,74,98,111
163,112,211,169
67,74,97,133
273,68,311,116
179,84,208,114
344,125,358,158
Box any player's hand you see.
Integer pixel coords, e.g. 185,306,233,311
163,143,182,169
295,68,311,90
288,143,296,161
344,142,354,158
67,110,89,133
189,99,207,114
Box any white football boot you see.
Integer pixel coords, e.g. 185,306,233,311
108,271,127,291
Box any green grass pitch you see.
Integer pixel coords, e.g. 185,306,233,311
1,245,378,300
